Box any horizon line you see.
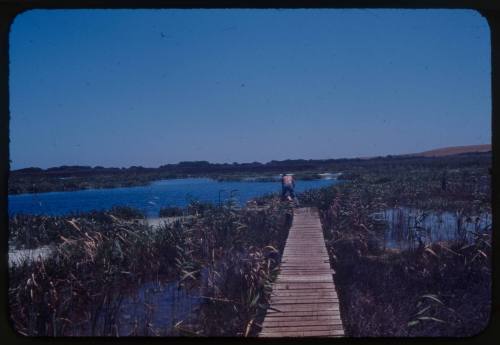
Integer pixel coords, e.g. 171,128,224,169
10,143,491,171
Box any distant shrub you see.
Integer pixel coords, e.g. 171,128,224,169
187,201,215,215
159,206,184,217
374,177,391,184
338,172,360,180
109,206,145,219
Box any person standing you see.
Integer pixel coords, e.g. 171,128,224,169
281,173,296,201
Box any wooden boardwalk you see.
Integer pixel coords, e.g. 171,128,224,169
259,207,344,337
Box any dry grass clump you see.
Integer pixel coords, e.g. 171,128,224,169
173,197,292,336
9,206,144,250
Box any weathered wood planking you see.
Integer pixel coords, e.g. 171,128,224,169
259,207,344,338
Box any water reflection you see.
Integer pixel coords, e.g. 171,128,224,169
371,208,491,250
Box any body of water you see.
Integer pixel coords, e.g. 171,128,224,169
9,177,339,217
372,207,492,249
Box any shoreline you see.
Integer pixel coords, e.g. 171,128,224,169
8,172,340,196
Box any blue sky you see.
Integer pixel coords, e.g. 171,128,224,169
9,9,491,169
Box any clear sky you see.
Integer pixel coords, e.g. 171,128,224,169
9,9,491,169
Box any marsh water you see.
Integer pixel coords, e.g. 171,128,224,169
372,207,492,250
114,281,200,336
8,177,340,217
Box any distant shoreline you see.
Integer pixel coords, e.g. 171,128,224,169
7,173,337,197
8,149,491,195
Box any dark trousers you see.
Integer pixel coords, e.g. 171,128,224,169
282,185,295,199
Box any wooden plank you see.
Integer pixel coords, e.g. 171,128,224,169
261,315,342,322
283,249,326,251
277,272,332,275
270,293,338,299
266,305,340,313
278,269,331,272
262,324,344,332
271,292,338,298
269,297,338,311
271,300,339,305
280,259,329,262
276,274,333,283
262,319,343,327
278,264,331,268
277,272,333,275
271,297,339,302
271,292,338,297
265,311,342,317
273,283,337,290
277,275,333,280
278,267,331,270
270,295,338,300
264,314,342,321
270,296,339,301
265,308,342,315
281,255,329,258
276,274,333,284
260,330,344,337
282,252,328,255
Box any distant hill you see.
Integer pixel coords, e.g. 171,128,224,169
409,144,491,157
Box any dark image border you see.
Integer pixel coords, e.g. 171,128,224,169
0,1,498,344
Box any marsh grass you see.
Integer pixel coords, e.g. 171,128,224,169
299,161,491,336
9,199,292,336
9,206,145,250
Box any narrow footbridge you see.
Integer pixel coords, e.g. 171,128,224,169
259,207,344,337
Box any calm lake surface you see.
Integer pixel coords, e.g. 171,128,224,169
9,177,339,217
